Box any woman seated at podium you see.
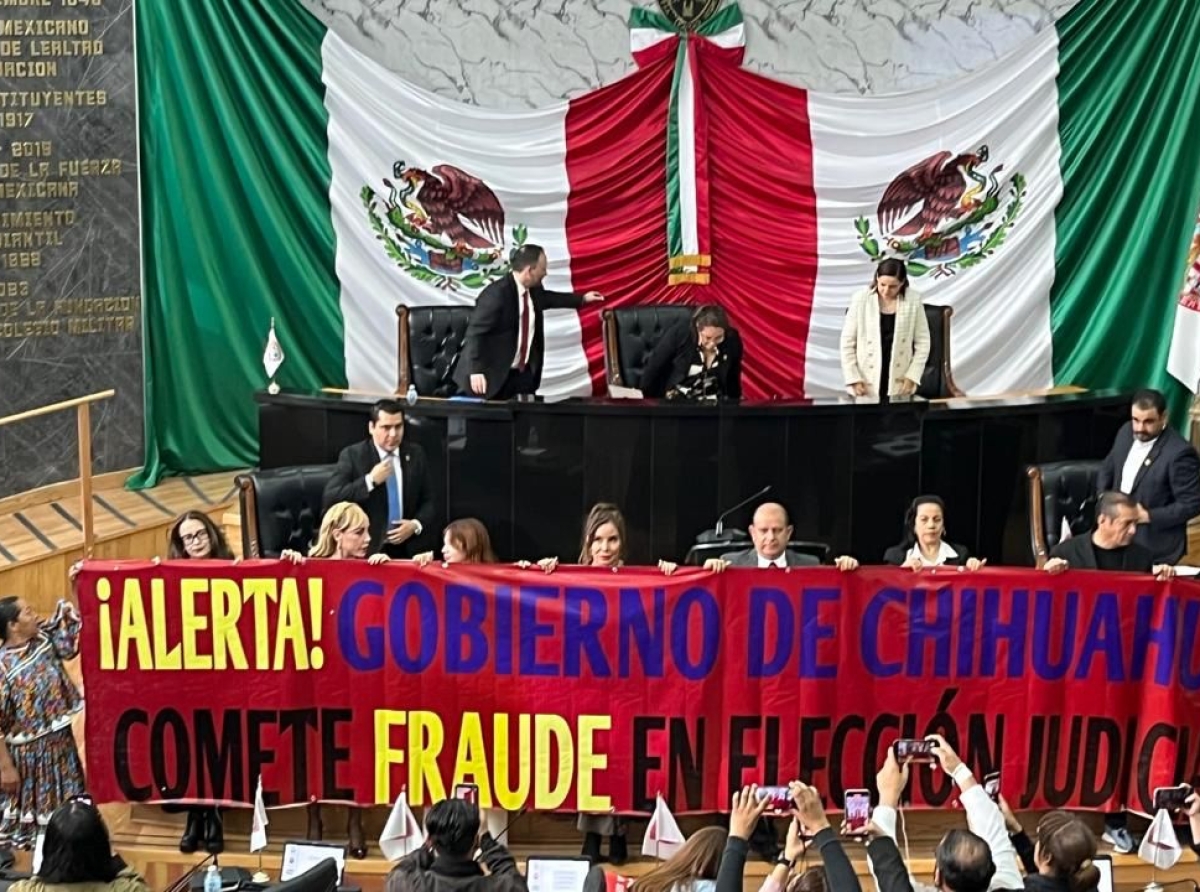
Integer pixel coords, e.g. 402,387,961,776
283,501,386,857
883,495,985,570
640,305,743,401
840,258,930,399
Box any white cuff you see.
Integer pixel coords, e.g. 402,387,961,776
364,474,375,493
951,764,974,786
412,520,424,536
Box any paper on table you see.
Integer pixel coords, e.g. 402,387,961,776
525,857,593,892
607,385,644,399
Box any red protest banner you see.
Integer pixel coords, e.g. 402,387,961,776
76,561,1200,813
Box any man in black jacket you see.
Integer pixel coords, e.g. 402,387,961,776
1096,388,1200,563
322,398,435,557
1044,491,1175,579
385,799,527,892
452,244,603,400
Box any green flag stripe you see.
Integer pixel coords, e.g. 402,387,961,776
131,0,342,487
1051,0,1200,422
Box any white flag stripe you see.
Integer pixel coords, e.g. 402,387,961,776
1138,808,1183,869
322,30,591,400
641,794,685,860
805,26,1060,396
1167,225,1200,393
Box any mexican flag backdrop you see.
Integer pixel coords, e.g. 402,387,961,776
131,0,1200,484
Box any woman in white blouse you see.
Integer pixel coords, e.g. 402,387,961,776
883,495,985,570
840,258,931,398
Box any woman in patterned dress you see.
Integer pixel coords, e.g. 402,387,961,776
0,596,86,850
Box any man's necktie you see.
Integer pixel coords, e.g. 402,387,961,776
385,454,401,525
517,289,531,369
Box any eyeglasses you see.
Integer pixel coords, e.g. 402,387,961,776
180,530,210,545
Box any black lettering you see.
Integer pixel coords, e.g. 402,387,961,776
1078,718,1120,807
247,710,277,798
279,709,318,801
728,716,762,795
829,716,865,804
764,716,780,785
194,710,245,801
151,708,190,799
321,709,354,801
1044,716,1083,808
1020,716,1045,809
667,717,705,811
798,717,831,785
632,717,664,813
114,709,151,800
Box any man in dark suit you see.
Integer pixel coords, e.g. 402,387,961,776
707,502,859,571
1096,388,1200,563
322,398,435,557
452,243,603,400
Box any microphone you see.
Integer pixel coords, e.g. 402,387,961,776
696,485,771,544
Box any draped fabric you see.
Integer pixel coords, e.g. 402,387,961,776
569,39,817,399
1051,0,1200,422
131,0,341,486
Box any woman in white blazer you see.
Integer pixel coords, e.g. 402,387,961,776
840,258,931,398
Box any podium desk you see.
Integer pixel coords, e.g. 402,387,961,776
255,389,1127,567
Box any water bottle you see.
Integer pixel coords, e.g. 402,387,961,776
203,864,221,892
405,383,418,406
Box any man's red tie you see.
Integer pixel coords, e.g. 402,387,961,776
517,289,531,370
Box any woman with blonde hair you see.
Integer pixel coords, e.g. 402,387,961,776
634,827,728,892
284,501,387,856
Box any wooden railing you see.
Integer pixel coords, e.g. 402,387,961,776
0,390,116,554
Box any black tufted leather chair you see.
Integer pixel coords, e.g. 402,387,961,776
236,465,336,558
601,305,696,392
1025,460,1103,567
684,540,831,566
918,305,965,399
396,305,473,397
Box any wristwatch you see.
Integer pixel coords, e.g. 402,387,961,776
774,853,795,869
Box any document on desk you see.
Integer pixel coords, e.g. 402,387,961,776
525,857,592,892
607,385,644,399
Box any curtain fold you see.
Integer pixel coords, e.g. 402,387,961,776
131,0,342,487
1051,0,1200,422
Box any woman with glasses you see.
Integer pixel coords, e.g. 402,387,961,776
163,511,234,855
0,595,85,850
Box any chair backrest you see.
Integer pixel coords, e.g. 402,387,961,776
917,304,964,399
1025,459,1103,567
684,540,830,566
236,464,336,558
601,305,696,390
397,305,473,396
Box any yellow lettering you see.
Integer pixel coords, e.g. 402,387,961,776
243,579,277,669
491,713,531,811
534,714,573,809
273,578,308,670
116,578,151,670
97,577,113,670
575,715,611,812
451,713,491,807
374,709,407,804
409,711,446,806
150,578,180,669
180,580,211,669
210,579,247,670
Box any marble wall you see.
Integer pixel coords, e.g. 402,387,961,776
300,0,1081,104
0,0,141,498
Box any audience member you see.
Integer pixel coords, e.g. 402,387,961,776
385,798,527,892
10,799,150,892
996,795,1038,876
840,258,930,399
786,782,861,892
452,243,603,400
704,503,859,572
1096,388,1200,563
1025,812,1099,892
1044,491,1174,579
883,495,985,570
323,398,435,558
302,501,392,565
641,305,744,401
0,596,85,850
617,826,727,892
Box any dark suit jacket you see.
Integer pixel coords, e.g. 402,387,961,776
452,274,583,399
1096,424,1200,563
322,438,436,557
639,319,744,399
1049,533,1153,572
882,541,972,566
722,547,820,567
